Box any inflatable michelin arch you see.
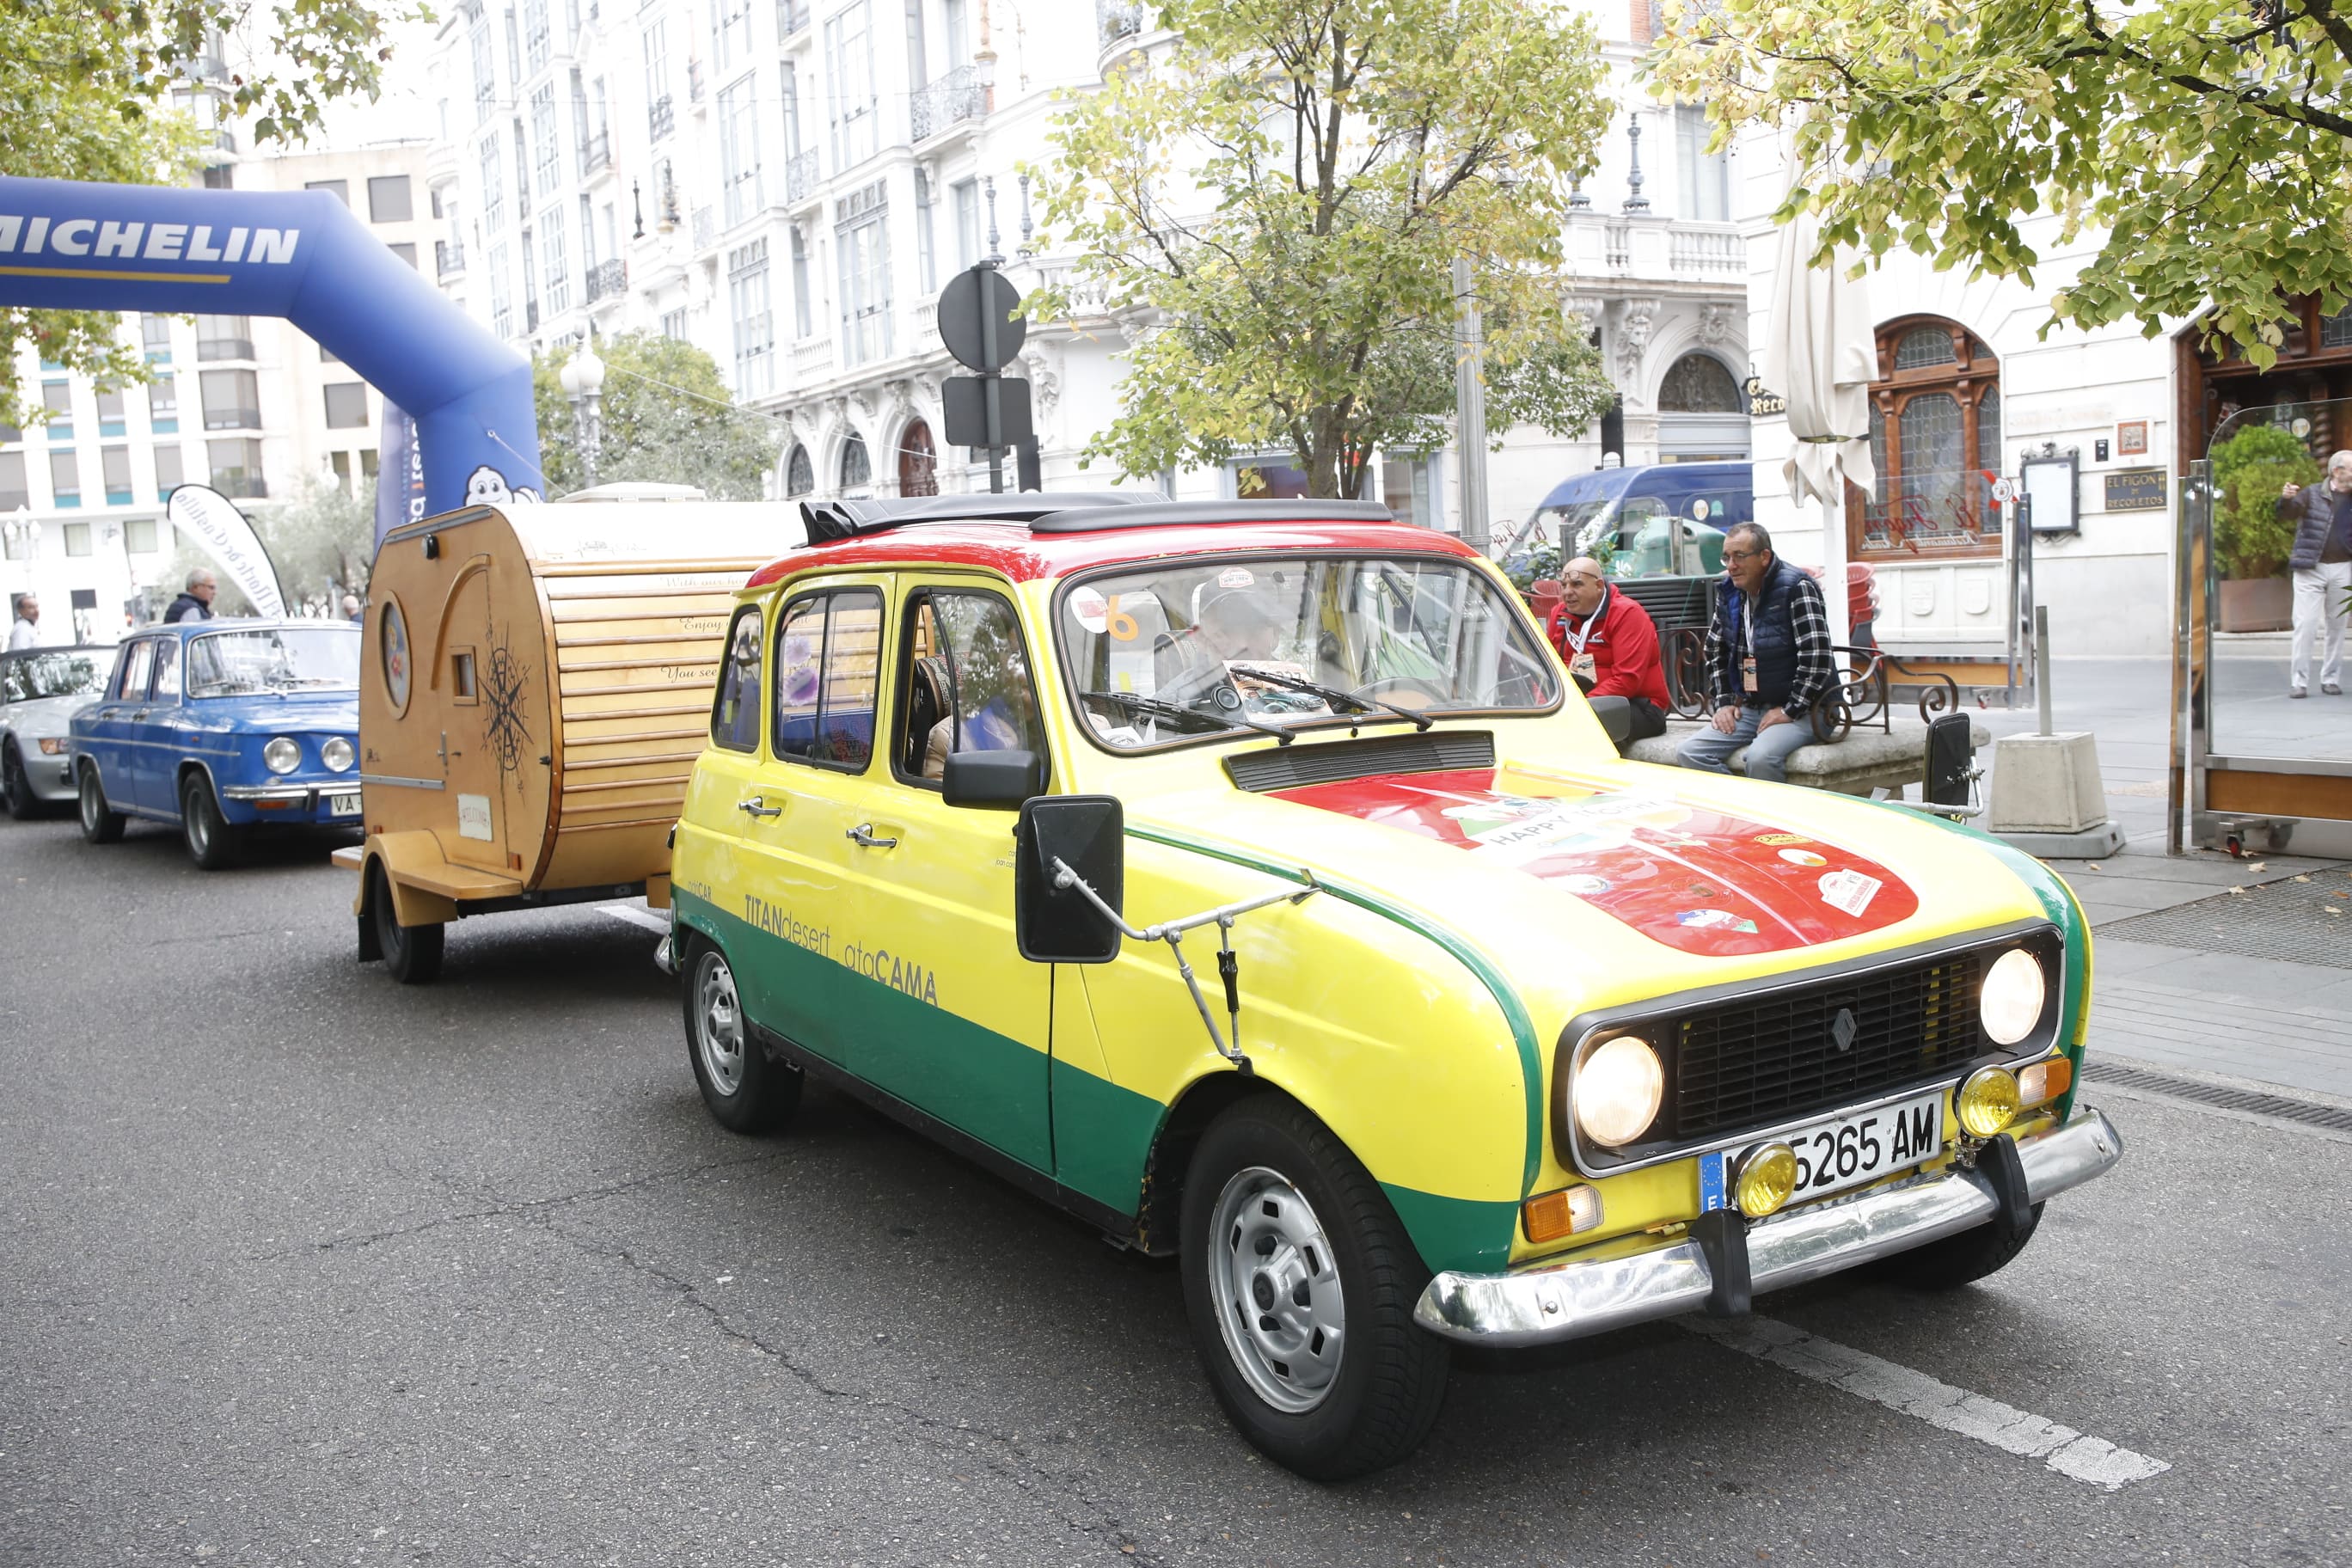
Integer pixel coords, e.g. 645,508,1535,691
0,175,540,530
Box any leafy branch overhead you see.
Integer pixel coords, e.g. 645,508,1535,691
1030,0,1619,498
532,333,782,501
1647,0,2352,364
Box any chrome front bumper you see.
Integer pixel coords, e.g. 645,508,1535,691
221,780,358,802
1414,1105,2123,1348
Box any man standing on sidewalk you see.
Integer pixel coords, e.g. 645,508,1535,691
1676,523,1835,784
2281,453,2352,697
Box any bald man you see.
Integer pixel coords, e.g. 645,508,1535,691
1545,556,1670,750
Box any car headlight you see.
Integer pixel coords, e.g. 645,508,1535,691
263,736,301,775
38,737,65,755
1980,946,2046,1046
1574,1033,1664,1148
322,736,355,773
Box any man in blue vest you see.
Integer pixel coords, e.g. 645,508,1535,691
1676,522,1835,784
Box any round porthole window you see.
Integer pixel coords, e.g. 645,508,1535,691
379,595,412,716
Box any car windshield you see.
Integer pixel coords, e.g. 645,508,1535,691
186,628,361,697
1058,554,1559,750
4,652,106,701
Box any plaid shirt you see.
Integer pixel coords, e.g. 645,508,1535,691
1706,567,1835,717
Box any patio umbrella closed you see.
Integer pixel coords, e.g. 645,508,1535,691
1762,175,1875,650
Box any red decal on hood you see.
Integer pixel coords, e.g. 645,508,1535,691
1271,769,1919,956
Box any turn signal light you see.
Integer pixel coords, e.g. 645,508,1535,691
1734,1142,1799,1218
1957,1066,2023,1138
1522,1185,1604,1243
2018,1055,2074,1107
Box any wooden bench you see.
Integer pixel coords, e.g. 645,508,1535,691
1626,718,1992,797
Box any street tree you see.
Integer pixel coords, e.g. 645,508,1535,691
0,0,427,428
1031,0,1619,498
153,474,373,620
533,334,782,500
1648,0,2352,364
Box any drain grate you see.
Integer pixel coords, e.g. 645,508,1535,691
2084,1062,2352,1132
2096,873,2352,968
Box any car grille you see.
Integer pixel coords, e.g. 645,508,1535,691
1670,951,1986,1141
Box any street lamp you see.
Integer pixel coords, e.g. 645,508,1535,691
558,338,607,490
3,507,39,580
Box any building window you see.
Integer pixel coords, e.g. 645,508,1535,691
208,438,266,499
542,207,570,314
661,308,689,340
194,315,254,362
836,182,891,367
897,419,937,496
325,383,370,429
780,0,811,35
523,228,541,326
386,240,418,268
914,167,936,294
645,20,672,140
479,136,505,232
52,451,82,509
472,15,496,120
64,521,92,554
952,177,979,269
331,450,352,493
1657,352,1743,413
719,73,764,226
102,446,132,505
825,0,878,169
838,432,871,490
728,239,775,397
1675,104,1730,223
306,178,350,206
154,444,183,499
149,375,178,432
41,381,71,436
126,517,159,554
368,175,413,223
714,0,752,68
96,386,126,437
945,0,969,64
488,241,513,338
785,444,814,496
524,0,551,71
200,369,260,431
0,451,27,512
1852,316,2002,560
791,226,813,338
141,313,173,362
531,83,561,196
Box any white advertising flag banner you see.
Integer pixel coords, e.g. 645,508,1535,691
165,484,285,618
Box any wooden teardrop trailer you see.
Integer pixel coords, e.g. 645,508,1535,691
337,496,783,981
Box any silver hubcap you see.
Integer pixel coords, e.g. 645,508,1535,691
81,775,99,828
1207,1165,1345,1412
695,953,745,1096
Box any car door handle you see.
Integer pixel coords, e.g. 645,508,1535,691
737,798,782,819
845,823,898,848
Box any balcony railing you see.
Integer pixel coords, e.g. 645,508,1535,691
689,59,706,104
779,0,810,35
195,335,254,363
585,257,628,303
1669,224,1744,277
437,239,467,279
785,149,819,205
583,130,610,172
912,64,987,141
1097,0,1145,49
791,336,831,377
648,94,674,141
1020,260,1115,316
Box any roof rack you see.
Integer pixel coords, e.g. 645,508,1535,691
798,491,1144,545
1027,499,1396,534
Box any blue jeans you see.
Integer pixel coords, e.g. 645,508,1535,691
1676,706,1814,783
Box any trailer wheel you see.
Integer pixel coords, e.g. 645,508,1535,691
370,861,444,984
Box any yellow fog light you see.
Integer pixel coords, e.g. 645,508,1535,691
2018,1055,2073,1107
1956,1066,2022,1137
1733,1142,1799,1218
1521,1185,1604,1244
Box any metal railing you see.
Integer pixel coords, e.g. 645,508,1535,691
436,239,466,279
689,59,706,103
911,64,985,141
195,335,254,363
1097,0,1145,47
583,130,610,172
778,0,809,34
585,257,627,302
647,94,674,141
785,149,819,204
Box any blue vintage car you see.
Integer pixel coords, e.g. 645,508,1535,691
70,618,363,868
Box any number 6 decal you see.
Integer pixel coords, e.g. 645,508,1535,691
1106,594,1141,643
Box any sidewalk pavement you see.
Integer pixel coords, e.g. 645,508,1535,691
1960,657,2352,1104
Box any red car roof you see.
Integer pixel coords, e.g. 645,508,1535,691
742,518,1485,590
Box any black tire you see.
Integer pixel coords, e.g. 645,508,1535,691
179,770,243,870
1179,1096,1450,1480
682,935,801,1135
77,765,125,844
370,861,445,984
1889,1202,2044,1290
3,740,40,818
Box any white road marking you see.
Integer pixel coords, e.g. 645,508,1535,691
1681,1314,2171,1491
598,903,671,934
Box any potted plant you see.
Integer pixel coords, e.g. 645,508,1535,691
2211,424,2318,632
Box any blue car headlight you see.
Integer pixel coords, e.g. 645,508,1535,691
322,736,355,773
263,736,301,775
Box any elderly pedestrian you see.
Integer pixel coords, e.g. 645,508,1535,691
1675,522,1835,784
342,593,364,624
1546,555,1669,751
2281,451,2352,697
164,569,217,625
7,592,39,650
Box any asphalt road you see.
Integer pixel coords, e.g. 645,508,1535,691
3,808,2347,1568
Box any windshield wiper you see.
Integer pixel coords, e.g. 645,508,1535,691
1080,689,1295,746
1228,666,1434,732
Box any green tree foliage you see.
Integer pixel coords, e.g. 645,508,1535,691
0,0,427,429
1649,1,2352,364
1032,0,1619,498
2211,422,2320,579
152,475,372,619
533,334,782,499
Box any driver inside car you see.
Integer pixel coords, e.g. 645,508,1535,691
1154,588,1325,715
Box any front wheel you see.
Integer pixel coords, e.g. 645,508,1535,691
1889,1201,2044,1290
683,936,801,1134
1180,1098,1449,1480
77,766,125,844
3,741,40,818
370,862,444,984
180,770,243,870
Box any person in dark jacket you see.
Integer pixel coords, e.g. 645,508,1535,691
2280,451,2352,696
1546,556,1669,751
163,569,217,625
1675,522,1835,784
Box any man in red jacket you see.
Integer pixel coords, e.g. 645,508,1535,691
1546,556,1671,750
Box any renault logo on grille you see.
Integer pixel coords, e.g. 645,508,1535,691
1831,1007,1859,1053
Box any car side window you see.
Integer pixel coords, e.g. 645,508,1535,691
116,640,155,701
893,589,1046,787
0,659,22,704
151,638,181,701
710,603,763,753
772,588,882,772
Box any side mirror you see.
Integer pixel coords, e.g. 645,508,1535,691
942,747,1045,808
1014,794,1124,964
1587,695,1634,744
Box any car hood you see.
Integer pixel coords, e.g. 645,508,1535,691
4,694,100,738
181,693,360,736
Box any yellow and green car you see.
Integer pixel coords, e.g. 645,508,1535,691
661,493,2122,1479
